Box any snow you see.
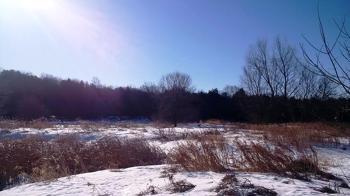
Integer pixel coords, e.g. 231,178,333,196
0,123,227,141
0,165,224,196
1,123,350,195
2,164,350,196
317,147,350,179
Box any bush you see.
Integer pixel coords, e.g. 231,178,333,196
167,134,235,172
239,122,350,149
168,179,195,193
236,140,327,181
0,119,53,130
215,174,277,196
0,135,165,190
167,127,343,183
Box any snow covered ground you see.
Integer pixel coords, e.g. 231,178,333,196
1,122,350,195
2,164,350,196
0,123,227,140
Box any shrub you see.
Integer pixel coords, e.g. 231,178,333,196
239,122,350,149
168,179,195,193
0,135,165,190
165,172,196,193
317,186,338,194
0,136,44,189
235,140,329,181
154,128,188,142
215,174,277,196
137,185,158,195
167,134,235,172
0,119,53,130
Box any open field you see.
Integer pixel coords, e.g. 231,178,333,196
1,121,350,195
2,0,350,195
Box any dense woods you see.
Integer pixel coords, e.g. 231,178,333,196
0,69,349,123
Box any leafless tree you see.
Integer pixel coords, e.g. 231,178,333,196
159,71,194,93
301,9,350,96
222,85,240,97
91,77,102,88
273,37,300,98
244,40,280,96
241,63,263,95
244,39,302,97
316,77,336,99
298,67,318,99
243,38,317,98
158,72,197,126
0,69,8,116
140,82,160,94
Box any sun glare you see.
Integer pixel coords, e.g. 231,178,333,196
0,0,58,13
0,0,122,61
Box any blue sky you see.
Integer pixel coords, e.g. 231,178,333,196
0,0,349,91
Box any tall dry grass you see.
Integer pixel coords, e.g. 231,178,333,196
0,135,165,190
168,124,344,182
238,122,350,149
235,140,322,180
167,134,234,172
0,119,53,130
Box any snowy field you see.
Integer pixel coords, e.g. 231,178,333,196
3,165,350,196
1,122,350,195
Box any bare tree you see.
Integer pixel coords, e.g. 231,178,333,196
159,71,194,93
241,63,263,95
243,38,316,98
243,39,286,97
140,82,160,94
250,40,280,97
298,67,318,99
222,85,240,97
91,77,102,88
273,37,300,98
0,70,9,117
158,72,197,126
316,77,336,99
301,9,350,96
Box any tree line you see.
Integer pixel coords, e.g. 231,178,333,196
1,13,350,124
0,69,349,124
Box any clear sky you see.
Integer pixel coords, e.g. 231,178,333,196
0,0,349,91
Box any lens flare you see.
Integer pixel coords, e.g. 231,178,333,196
0,0,57,13
0,0,124,60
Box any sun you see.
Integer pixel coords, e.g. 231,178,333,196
0,0,58,14
0,0,120,60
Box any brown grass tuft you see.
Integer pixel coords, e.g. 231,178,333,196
0,119,53,130
235,140,332,181
167,134,235,172
0,135,165,190
238,122,350,149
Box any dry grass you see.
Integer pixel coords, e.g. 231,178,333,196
0,119,53,130
162,169,195,193
1,122,348,191
71,120,148,131
153,128,222,143
137,185,158,195
168,134,329,180
154,128,189,142
168,123,346,183
235,140,322,180
203,119,229,125
0,135,165,190
0,119,150,132
167,134,235,172
215,174,277,196
168,179,195,193
237,122,350,149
